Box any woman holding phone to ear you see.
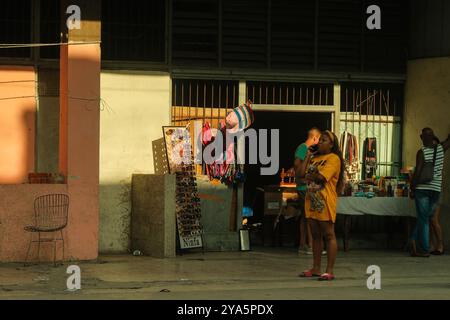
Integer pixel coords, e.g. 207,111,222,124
297,130,345,281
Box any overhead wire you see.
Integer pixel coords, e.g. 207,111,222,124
0,41,101,49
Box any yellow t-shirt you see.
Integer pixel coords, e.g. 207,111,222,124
305,153,341,223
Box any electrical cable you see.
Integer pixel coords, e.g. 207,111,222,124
0,41,101,49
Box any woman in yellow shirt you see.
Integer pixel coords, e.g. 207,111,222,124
298,130,345,281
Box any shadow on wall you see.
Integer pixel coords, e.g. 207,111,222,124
36,68,60,173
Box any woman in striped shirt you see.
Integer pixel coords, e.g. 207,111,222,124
410,128,450,257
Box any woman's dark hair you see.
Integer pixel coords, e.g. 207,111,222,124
323,131,345,194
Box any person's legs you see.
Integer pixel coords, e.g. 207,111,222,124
306,220,313,248
430,193,443,253
299,215,307,248
308,218,322,274
430,207,443,253
429,215,436,251
298,193,311,252
410,219,418,253
414,190,432,254
319,221,337,275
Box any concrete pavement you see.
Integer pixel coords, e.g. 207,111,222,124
0,248,449,300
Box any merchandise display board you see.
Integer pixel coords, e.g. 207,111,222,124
163,126,203,250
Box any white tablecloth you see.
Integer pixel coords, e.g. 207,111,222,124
337,197,416,217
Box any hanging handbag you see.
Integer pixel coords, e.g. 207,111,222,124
417,145,437,184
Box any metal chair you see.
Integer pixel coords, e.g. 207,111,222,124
24,194,69,266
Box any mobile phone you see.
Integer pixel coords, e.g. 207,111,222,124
309,144,319,153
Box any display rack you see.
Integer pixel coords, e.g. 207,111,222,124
162,126,204,251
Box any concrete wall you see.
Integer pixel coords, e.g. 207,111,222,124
0,184,68,262
403,56,450,247
131,174,176,258
99,71,171,253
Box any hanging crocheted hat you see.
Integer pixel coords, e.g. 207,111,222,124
226,101,254,133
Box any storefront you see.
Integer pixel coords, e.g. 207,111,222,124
152,77,413,255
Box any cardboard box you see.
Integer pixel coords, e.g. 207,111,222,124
264,186,282,215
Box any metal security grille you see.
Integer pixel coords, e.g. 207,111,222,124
340,83,404,177
102,0,166,62
246,81,334,106
0,0,31,58
171,79,239,128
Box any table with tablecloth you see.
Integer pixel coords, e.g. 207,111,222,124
265,185,418,249
337,197,417,251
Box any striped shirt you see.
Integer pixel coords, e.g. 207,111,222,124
416,144,444,192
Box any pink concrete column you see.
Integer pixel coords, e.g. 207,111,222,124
59,0,101,260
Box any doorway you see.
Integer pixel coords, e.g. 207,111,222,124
244,111,332,224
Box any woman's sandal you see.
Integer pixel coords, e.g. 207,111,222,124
430,250,444,256
299,270,321,278
410,252,430,258
318,273,335,281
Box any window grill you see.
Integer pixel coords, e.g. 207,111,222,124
171,79,239,128
246,81,334,106
340,83,404,177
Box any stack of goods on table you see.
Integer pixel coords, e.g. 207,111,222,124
343,172,412,199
